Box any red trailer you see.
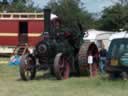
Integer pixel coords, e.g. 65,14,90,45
0,13,44,54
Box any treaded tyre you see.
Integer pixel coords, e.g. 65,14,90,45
78,41,99,76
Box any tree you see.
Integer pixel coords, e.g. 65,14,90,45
99,0,128,31
12,0,26,3
2,0,8,4
0,0,9,12
46,0,95,30
0,0,40,12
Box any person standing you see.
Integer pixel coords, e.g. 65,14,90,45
99,44,108,73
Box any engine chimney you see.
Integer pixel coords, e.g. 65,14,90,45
43,9,51,36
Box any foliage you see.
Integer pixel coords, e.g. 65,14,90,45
46,0,95,30
0,0,40,12
99,1,128,31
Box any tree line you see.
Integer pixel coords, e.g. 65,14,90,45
0,0,128,32
0,0,41,12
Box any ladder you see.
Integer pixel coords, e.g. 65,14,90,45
12,43,30,56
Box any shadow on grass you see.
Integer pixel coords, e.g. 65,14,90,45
17,72,89,82
99,73,128,82
16,72,57,82
35,72,56,80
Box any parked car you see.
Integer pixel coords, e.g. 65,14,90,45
106,38,128,79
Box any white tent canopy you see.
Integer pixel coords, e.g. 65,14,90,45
109,31,128,40
83,29,128,49
83,29,114,41
83,29,115,49
96,33,114,40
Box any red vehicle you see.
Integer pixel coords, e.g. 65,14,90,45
0,13,44,54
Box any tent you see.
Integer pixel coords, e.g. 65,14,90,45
83,29,114,49
109,31,128,40
84,29,114,41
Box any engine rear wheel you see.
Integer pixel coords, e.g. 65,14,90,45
20,54,36,81
54,53,70,80
78,42,99,76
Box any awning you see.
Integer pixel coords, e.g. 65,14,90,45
96,33,113,40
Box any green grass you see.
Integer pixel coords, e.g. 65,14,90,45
0,63,128,96
0,57,9,61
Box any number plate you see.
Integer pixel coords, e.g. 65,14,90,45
111,59,118,66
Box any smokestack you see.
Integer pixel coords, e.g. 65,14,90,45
43,9,51,35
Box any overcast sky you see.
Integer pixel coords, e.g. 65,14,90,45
32,0,118,13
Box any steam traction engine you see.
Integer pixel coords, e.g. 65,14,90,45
19,9,99,80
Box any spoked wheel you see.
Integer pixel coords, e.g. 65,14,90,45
54,53,70,80
20,54,36,81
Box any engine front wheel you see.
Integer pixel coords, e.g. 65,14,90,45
20,54,36,81
54,53,70,80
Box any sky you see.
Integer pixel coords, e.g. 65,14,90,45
32,0,118,13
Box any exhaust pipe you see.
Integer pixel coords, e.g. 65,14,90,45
43,9,51,36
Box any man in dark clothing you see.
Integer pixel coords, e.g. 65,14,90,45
99,46,108,73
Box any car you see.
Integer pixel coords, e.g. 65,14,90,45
106,38,128,79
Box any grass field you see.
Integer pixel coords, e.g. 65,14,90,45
0,61,128,96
